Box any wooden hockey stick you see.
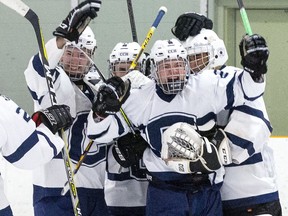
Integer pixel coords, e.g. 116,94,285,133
61,6,168,195
126,0,138,42
237,0,253,35
0,0,82,215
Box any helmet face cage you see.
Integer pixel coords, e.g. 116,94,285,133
152,57,189,95
182,29,228,74
60,45,94,81
150,39,189,94
108,42,146,77
187,45,212,74
110,61,143,77
60,26,96,81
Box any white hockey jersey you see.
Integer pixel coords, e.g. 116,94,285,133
24,38,106,202
104,71,150,211
0,173,12,215
0,95,64,213
87,67,265,185
221,96,279,209
0,95,64,169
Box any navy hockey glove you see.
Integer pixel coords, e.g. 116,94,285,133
32,105,73,134
239,34,269,81
171,12,213,41
92,77,131,118
53,0,101,42
112,132,149,168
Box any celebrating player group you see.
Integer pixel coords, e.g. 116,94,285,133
0,0,282,215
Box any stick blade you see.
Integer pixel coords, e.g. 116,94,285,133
0,0,30,17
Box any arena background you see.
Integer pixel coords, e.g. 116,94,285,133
0,0,287,215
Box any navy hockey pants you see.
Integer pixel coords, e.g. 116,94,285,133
146,181,222,216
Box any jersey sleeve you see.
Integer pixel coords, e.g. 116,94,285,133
0,96,64,170
224,97,272,164
196,67,265,113
87,111,130,143
223,66,265,100
24,37,76,115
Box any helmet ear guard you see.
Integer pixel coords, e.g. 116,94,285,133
209,39,228,69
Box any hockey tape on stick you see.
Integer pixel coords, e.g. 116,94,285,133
126,0,138,42
129,6,167,70
0,0,82,215
237,0,253,35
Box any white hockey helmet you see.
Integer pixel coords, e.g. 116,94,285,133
60,26,97,81
68,26,97,52
108,42,146,77
182,29,228,74
150,39,189,95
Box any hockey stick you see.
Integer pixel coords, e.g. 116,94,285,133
0,0,82,215
237,0,253,35
126,0,138,42
61,6,167,195
129,6,167,70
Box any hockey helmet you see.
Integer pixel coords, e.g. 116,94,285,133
150,38,189,95
108,42,146,77
182,29,228,74
60,26,97,81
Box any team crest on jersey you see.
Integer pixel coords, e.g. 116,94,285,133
145,112,197,154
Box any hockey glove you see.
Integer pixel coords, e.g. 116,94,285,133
190,129,232,173
112,131,149,168
161,123,230,174
53,0,101,42
188,137,222,173
92,76,131,118
239,34,269,81
171,12,213,41
32,105,73,134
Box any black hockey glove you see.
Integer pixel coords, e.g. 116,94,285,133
53,0,101,42
112,132,149,168
189,129,231,174
171,12,213,41
239,34,269,81
92,77,131,118
32,105,73,134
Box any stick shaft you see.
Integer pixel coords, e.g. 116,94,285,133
61,140,94,195
237,0,253,35
0,1,82,215
126,0,138,42
63,7,167,191
129,6,167,70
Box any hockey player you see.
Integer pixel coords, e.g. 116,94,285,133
173,13,282,216
86,36,267,215
0,94,73,215
104,42,150,216
24,1,108,215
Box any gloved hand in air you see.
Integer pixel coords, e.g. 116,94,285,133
53,0,101,42
171,12,213,41
239,34,269,82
